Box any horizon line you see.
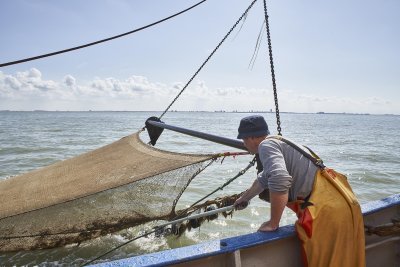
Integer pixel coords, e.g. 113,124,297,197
0,110,398,116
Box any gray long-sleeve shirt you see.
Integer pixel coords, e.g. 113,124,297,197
257,137,318,201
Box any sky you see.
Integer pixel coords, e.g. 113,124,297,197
0,0,399,114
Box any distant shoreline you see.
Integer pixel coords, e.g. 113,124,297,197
0,110,398,116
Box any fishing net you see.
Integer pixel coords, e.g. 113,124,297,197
0,132,214,252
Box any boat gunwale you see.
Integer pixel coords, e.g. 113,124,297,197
93,193,400,267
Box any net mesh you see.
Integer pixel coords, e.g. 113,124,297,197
0,132,212,252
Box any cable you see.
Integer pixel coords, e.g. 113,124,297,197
248,19,265,70
158,0,259,119
0,0,207,68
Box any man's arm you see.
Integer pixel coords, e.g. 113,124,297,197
234,179,265,209
258,190,288,231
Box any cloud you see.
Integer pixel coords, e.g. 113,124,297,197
88,76,171,98
277,90,398,114
4,76,22,90
64,75,76,87
0,69,178,110
0,68,398,114
27,68,41,79
0,68,58,95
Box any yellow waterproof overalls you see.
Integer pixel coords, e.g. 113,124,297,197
261,137,366,267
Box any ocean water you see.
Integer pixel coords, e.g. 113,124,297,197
0,111,399,266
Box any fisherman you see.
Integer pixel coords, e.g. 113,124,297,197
234,115,365,267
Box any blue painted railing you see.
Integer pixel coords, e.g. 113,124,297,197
93,193,400,267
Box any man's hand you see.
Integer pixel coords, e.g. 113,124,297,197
234,197,249,210
258,220,279,232
234,179,265,210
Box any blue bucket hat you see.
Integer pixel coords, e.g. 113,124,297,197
237,115,270,139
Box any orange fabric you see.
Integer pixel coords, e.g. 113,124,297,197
288,168,366,267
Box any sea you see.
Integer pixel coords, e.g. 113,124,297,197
0,111,399,266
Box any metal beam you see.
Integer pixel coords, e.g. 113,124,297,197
146,120,247,151
155,205,234,228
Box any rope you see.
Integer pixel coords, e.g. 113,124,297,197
176,155,256,214
365,218,400,236
158,0,259,120
263,0,282,135
0,0,208,68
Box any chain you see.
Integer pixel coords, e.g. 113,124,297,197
263,0,282,135
159,0,259,120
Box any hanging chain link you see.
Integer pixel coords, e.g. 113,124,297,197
263,0,282,135
159,0,259,120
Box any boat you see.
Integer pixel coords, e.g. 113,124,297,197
1,1,398,266
94,193,400,266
